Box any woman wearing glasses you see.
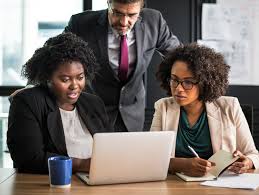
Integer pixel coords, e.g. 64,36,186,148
151,43,259,176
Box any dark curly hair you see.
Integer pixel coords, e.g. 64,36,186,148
156,43,230,102
21,32,99,86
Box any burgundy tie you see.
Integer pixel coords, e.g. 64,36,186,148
118,35,129,82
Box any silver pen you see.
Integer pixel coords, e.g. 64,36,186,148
188,145,200,158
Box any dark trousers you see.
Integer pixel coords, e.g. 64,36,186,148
114,112,128,132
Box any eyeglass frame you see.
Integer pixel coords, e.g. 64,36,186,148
107,2,140,20
167,77,199,90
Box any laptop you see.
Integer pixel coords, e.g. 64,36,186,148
76,131,175,185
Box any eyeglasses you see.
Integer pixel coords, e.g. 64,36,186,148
168,78,198,90
108,4,139,20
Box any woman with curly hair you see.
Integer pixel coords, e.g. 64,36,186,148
7,32,113,173
151,43,259,177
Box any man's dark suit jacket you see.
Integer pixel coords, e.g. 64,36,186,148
7,86,113,173
64,8,180,131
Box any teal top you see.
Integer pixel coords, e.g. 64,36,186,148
175,107,213,160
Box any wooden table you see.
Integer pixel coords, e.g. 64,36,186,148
0,169,259,195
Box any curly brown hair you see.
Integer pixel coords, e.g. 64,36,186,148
156,43,230,102
21,32,99,86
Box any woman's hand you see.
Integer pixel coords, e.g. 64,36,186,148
228,150,254,174
170,157,215,177
184,157,215,177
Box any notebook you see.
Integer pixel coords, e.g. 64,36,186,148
176,150,240,182
77,131,175,185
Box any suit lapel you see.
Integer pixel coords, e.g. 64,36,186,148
96,11,120,82
206,102,222,153
46,97,67,154
128,17,145,83
165,99,180,157
166,100,180,131
76,98,101,135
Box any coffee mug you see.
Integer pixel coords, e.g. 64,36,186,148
48,156,72,188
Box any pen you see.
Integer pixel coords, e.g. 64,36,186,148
188,145,200,158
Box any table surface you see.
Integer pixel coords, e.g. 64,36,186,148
0,168,259,195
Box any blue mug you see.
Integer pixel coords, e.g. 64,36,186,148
48,156,72,188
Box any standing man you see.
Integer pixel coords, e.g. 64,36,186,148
64,0,180,132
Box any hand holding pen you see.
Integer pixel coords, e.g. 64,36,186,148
184,145,215,177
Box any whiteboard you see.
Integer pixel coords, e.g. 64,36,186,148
200,0,259,85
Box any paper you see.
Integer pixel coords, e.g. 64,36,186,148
202,4,228,40
201,172,259,190
197,39,251,85
176,150,239,182
201,1,259,85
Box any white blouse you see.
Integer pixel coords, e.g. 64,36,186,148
59,107,93,159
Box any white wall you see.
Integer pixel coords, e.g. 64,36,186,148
92,0,107,10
